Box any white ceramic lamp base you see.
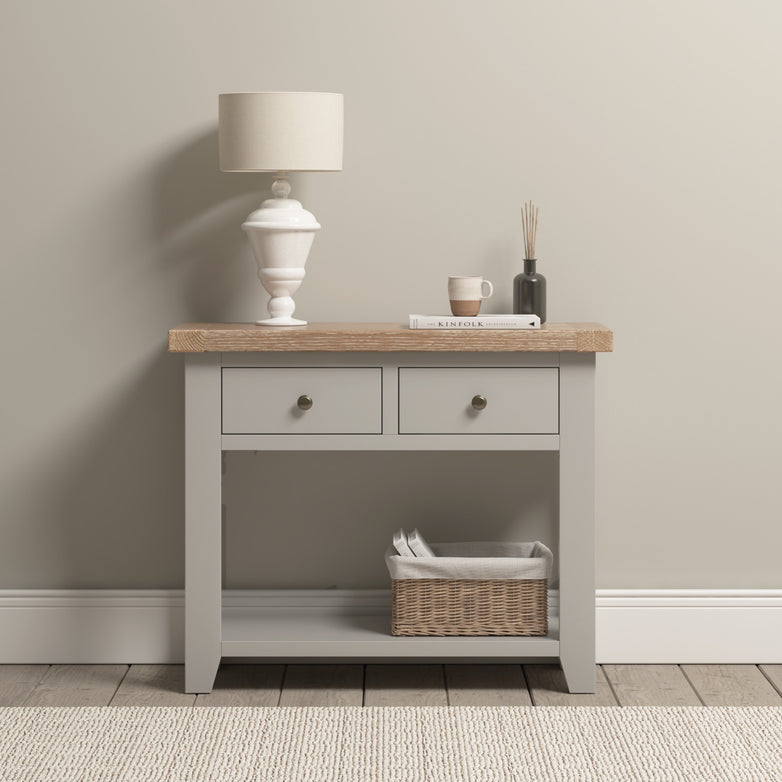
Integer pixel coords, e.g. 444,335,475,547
256,268,307,326
242,177,320,327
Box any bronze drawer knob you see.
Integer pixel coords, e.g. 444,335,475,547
297,395,313,411
471,394,487,411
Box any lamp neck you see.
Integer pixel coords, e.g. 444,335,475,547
271,172,291,199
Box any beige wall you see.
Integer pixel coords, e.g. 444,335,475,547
1,1,780,589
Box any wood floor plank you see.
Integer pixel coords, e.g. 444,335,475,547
12,663,781,708
278,665,363,707
602,665,701,706
364,664,447,706
0,665,50,706
524,665,618,706
110,665,195,706
195,665,284,706
24,665,129,706
682,665,782,706
445,664,532,706
760,665,782,698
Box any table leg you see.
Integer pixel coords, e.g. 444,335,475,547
184,354,222,693
558,353,596,693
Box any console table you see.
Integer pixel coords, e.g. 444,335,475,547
169,322,613,694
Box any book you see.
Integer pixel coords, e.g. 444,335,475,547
392,528,416,557
409,314,541,330
407,528,435,557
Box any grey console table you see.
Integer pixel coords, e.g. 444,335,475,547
169,322,613,694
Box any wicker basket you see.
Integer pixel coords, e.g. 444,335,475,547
386,541,552,637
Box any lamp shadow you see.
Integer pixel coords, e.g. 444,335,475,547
2,132,286,597
154,129,269,238
153,128,275,322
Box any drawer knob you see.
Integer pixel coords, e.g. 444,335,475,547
297,395,313,411
471,394,488,411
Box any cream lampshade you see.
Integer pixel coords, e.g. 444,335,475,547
219,92,344,326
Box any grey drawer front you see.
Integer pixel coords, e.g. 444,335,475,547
222,368,382,434
398,367,558,434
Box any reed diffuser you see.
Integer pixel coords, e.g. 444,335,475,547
513,200,547,323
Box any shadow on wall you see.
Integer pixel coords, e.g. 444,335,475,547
153,128,280,322
57,352,185,588
2,351,185,588
224,450,560,590
3,129,303,589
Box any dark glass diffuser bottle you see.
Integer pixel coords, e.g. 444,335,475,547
513,259,546,323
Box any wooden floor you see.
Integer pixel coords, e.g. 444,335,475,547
2,664,781,707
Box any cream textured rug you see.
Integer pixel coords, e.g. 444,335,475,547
1,706,781,781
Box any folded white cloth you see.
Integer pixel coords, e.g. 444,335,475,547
386,541,552,581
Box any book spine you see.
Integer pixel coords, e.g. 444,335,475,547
409,316,540,330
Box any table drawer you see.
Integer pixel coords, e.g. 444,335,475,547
398,368,558,434
222,368,382,434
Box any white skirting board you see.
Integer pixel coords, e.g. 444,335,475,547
0,589,780,664
596,590,782,663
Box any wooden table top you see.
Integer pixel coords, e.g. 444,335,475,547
168,322,613,353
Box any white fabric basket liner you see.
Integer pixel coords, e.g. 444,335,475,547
386,541,553,581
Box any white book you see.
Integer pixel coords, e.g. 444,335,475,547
392,528,415,557
409,314,541,330
407,528,436,557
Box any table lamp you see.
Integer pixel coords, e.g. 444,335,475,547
219,92,344,325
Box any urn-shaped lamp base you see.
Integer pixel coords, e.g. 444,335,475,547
242,176,320,327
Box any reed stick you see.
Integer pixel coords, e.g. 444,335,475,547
533,206,539,259
521,200,539,259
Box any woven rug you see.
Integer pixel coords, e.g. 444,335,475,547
1,706,780,781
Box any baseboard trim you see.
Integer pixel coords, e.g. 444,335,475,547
1,589,780,664
0,590,185,664
596,589,782,664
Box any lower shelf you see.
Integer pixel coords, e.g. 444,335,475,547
221,607,559,659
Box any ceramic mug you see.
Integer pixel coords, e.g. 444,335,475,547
448,276,494,316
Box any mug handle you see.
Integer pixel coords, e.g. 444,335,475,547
481,280,494,299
